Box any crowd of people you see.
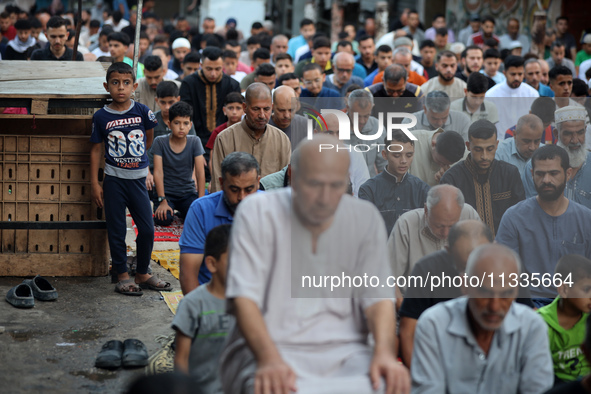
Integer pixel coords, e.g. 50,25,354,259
3,2,591,393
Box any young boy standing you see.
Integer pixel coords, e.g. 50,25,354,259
539,254,591,385
173,224,235,392
152,101,205,226
90,62,171,295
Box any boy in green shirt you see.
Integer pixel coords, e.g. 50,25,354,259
539,254,591,384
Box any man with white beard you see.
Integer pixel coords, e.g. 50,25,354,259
522,106,591,209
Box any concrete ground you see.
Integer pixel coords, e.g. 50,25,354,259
0,216,181,393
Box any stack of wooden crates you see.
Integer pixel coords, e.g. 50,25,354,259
0,61,111,276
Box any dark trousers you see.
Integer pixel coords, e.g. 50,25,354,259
152,192,199,226
103,175,154,275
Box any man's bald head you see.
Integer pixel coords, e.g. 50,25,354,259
291,135,350,229
245,82,272,105
271,86,297,129
272,85,296,103
465,244,521,332
333,52,355,86
466,243,521,278
313,112,340,136
426,184,464,211
447,220,492,273
425,185,465,240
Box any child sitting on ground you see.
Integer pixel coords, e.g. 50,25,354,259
538,254,591,385
146,81,197,191
90,62,171,295
152,101,205,226
173,224,235,393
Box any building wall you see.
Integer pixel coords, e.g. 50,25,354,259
445,0,563,38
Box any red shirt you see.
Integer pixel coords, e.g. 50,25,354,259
2,25,16,40
236,61,251,74
505,124,556,145
206,122,228,150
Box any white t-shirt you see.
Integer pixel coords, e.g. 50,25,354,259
485,82,539,139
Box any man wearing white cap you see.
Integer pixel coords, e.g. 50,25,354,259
170,37,192,75
521,106,591,209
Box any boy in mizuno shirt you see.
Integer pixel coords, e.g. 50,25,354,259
91,62,171,296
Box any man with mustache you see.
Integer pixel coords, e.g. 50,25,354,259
485,55,539,139
30,16,83,61
178,152,260,295
411,244,554,393
209,83,291,192
521,106,591,209
440,119,525,235
421,50,467,98
497,144,591,308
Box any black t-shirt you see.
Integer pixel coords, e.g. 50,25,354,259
30,46,84,61
455,69,495,89
399,250,534,320
423,64,437,79
557,33,577,59
399,250,459,320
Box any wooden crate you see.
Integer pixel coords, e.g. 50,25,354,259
0,140,109,275
0,62,110,277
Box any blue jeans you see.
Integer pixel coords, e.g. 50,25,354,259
103,175,154,275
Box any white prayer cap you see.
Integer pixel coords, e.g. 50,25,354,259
555,106,587,124
508,41,522,50
172,38,191,50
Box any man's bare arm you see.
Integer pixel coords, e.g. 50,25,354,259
233,297,297,394
179,253,203,295
365,300,410,394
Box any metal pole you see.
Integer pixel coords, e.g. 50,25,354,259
133,0,144,76
72,0,83,60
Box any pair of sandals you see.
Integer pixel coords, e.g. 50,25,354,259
115,276,172,296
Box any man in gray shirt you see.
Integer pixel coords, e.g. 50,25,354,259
269,86,308,150
403,91,471,142
343,89,387,177
411,243,553,393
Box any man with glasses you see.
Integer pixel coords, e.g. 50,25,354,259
300,63,343,110
366,64,424,123
322,52,365,96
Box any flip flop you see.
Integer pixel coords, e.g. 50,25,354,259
137,276,172,292
95,340,124,369
122,338,149,368
115,280,143,296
